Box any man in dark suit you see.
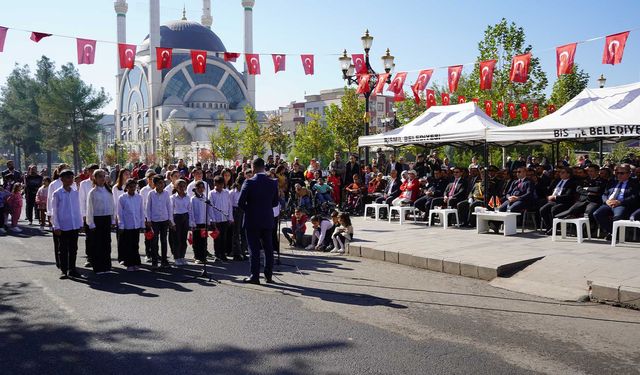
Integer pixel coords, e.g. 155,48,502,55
555,164,605,223
238,158,280,285
414,169,448,218
540,167,577,234
384,155,403,176
498,167,534,213
439,167,467,208
375,170,401,219
344,154,360,188
593,164,639,240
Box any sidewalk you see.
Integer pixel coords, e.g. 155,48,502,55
294,216,640,308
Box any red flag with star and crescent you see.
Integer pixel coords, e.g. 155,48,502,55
508,103,516,119
387,72,407,94
547,104,556,114
156,47,173,70
76,38,96,65
471,98,479,105
30,32,51,43
411,83,421,105
426,89,436,108
533,103,540,118
352,53,367,75
118,43,137,69
510,53,531,83
373,73,389,95
458,96,466,104
441,92,450,106
357,74,370,95
272,54,286,73
191,50,207,74
479,59,497,90
484,100,492,117
394,90,405,102
245,53,261,75
0,27,8,52
602,31,630,65
224,52,240,62
520,103,529,120
448,65,463,92
497,101,504,117
301,54,314,75
556,43,577,76
414,69,433,91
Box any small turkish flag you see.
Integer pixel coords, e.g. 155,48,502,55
414,69,433,91
441,92,450,106
0,27,7,52
272,54,286,73
602,31,630,65
30,32,51,43
479,59,497,90
76,38,96,65
373,73,389,95
471,98,479,105
352,53,367,75
448,65,463,92
224,52,240,62
556,43,577,76
301,54,314,75
532,103,540,118
426,89,436,108
510,53,531,83
484,100,492,116
118,43,136,69
357,74,370,94
387,72,407,94
156,47,172,70
191,50,207,74
458,96,466,104
411,82,421,105
394,90,405,102
497,101,504,117
547,104,556,114
520,103,529,120
245,53,261,75
508,103,516,119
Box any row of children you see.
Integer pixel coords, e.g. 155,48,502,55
282,208,353,254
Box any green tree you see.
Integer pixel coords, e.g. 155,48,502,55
549,65,589,108
240,105,265,158
209,116,240,164
394,92,424,125
325,87,365,153
291,112,334,165
262,113,291,157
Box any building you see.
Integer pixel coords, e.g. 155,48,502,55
114,0,264,162
96,114,115,162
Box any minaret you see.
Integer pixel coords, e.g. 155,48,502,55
148,0,162,153
114,0,128,143
202,0,212,28
242,0,256,107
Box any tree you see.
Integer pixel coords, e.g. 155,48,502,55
325,87,365,153
157,119,186,164
263,113,291,157
209,115,240,164
291,112,334,165
240,105,265,158
394,92,424,126
549,65,589,108
35,56,57,173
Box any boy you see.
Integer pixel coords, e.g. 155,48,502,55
50,170,83,279
139,170,156,263
208,176,233,261
146,175,174,269
282,207,307,248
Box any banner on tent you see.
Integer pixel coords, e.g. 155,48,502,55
554,125,640,139
383,134,442,144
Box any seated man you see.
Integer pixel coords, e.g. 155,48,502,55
457,169,488,227
593,164,639,240
392,170,420,206
498,167,534,213
555,164,605,225
414,169,448,217
374,169,400,207
540,167,577,235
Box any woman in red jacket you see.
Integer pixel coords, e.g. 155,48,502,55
392,170,420,206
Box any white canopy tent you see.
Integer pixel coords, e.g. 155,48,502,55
358,102,506,148
487,82,640,145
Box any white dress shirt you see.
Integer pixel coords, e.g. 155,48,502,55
86,186,115,229
552,179,568,197
78,178,93,218
112,186,125,219
51,186,82,231
46,178,77,217
315,219,334,246
171,193,191,215
189,195,208,227
146,189,174,224
139,185,153,215
229,188,241,208
117,193,145,230
187,179,209,198
208,189,233,223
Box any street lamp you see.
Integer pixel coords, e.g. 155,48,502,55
598,74,607,88
339,29,395,165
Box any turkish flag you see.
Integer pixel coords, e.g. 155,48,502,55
458,96,466,104
441,92,450,106
411,82,421,105
352,53,367,74
0,27,7,52
479,59,497,90
156,47,173,69
602,31,630,65
245,53,261,75
76,38,96,65
373,73,389,95
394,90,405,102
448,65,463,92
520,103,529,120
497,101,504,117
508,103,516,119
532,103,540,118
414,69,433,91
191,50,207,74
510,53,531,83
118,43,136,69
224,52,240,62
556,43,577,76
357,74,370,94
272,54,286,73
387,72,407,94
426,89,436,108
301,54,314,75
30,32,51,43
484,100,492,116
547,104,556,114
471,98,479,105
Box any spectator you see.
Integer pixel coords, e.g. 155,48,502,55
282,207,307,248
385,154,402,176
327,169,342,204
594,164,638,241
540,167,577,235
328,152,346,182
312,177,332,204
392,170,420,206
1,160,22,191
24,165,44,226
344,154,360,187
375,169,401,208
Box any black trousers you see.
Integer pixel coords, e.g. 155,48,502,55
0,206,5,228
25,192,37,222
231,207,247,257
91,215,113,273
172,213,189,259
213,221,229,259
52,230,61,269
84,222,93,262
151,220,170,263
119,229,141,267
540,201,571,231
192,224,208,261
457,200,485,226
247,227,274,279
59,229,79,274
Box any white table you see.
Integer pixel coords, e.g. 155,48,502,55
429,208,459,229
364,203,388,221
473,211,520,236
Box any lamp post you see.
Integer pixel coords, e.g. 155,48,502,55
597,74,606,164
339,30,395,165
597,74,607,88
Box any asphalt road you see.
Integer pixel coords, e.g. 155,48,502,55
1,226,639,375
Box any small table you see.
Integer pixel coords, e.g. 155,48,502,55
473,211,520,236
429,208,459,229
364,203,388,221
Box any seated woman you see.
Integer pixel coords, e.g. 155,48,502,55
365,172,387,204
294,183,312,212
392,170,420,206
312,177,333,204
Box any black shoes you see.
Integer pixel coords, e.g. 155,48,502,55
59,272,69,280
242,277,260,285
265,277,275,284
68,270,82,278
233,255,244,261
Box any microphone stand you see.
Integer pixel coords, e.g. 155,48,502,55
183,194,218,283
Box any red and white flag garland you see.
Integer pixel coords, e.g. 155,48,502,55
387,72,407,94
556,43,577,76
479,59,497,90
426,89,436,108
245,53,261,75
223,52,240,62
356,74,370,94
448,65,463,92
272,54,286,73
118,43,136,69
156,47,172,69
191,50,207,74
602,31,629,65
76,38,96,65
352,54,367,75
301,54,314,75
0,27,7,52
510,53,531,83
373,73,389,95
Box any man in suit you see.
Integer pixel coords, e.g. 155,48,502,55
344,154,360,188
540,167,577,235
498,167,534,213
238,158,280,284
439,167,467,209
414,169,448,218
593,164,638,240
555,164,605,223
375,170,401,219
384,155,403,176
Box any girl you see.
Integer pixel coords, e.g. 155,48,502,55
36,177,52,230
146,176,174,269
189,181,208,264
327,169,341,205
6,183,23,233
86,170,116,274
117,179,144,271
171,179,191,266
222,168,234,190
112,168,130,263
331,213,353,254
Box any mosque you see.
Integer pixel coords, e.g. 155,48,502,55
113,0,265,161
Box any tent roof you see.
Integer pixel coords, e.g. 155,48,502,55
358,102,505,147
487,81,640,144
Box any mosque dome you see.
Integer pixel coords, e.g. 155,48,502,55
140,20,227,54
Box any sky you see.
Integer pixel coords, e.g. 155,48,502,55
0,0,639,114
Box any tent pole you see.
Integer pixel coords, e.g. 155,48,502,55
551,143,556,166
555,141,560,166
599,139,604,165
483,141,489,207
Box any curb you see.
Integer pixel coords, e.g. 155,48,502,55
588,280,640,310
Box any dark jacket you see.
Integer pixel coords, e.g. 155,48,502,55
238,173,279,230
443,178,467,202
506,178,534,204
548,178,577,205
601,179,639,208
576,177,606,203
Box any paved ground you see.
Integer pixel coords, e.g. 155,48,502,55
1,225,640,374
